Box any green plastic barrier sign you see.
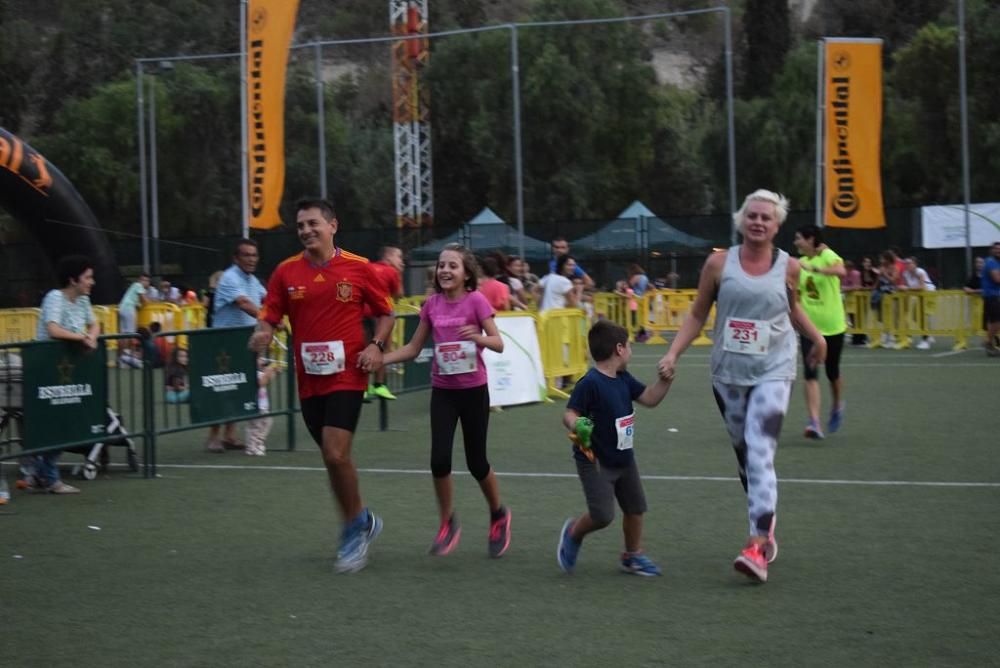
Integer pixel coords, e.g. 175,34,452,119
189,327,258,424
22,340,107,448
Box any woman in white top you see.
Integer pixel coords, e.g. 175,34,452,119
536,255,580,312
901,256,936,349
31,255,101,495
657,189,826,584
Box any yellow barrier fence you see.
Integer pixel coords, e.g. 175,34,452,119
536,308,589,399
842,289,984,350
0,308,40,344
592,292,631,337
638,289,714,346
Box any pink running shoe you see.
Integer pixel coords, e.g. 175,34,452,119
429,514,461,556
733,542,768,583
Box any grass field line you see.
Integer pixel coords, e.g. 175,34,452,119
630,359,998,367
150,463,1000,488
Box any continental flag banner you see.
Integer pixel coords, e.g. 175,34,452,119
822,38,886,229
246,0,300,229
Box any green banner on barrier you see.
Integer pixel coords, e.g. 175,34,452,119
189,327,258,424
22,340,107,448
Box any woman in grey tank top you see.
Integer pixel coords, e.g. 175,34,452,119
656,189,826,584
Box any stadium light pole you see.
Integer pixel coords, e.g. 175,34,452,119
148,60,174,277
148,74,160,276
958,0,972,276
510,24,525,262
136,61,150,273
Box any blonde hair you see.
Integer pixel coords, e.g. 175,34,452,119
733,189,790,230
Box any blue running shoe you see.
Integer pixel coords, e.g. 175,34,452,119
335,525,366,573
620,552,662,576
335,508,382,573
828,404,845,434
363,508,383,545
557,518,581,574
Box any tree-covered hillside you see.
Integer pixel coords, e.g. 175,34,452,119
1,0,998,238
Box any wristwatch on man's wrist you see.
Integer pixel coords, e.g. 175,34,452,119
370,339,385,352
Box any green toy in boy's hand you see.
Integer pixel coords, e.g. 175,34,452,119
570,416,594,449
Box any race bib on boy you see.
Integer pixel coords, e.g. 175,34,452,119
301,340,345,375
434,340,477,376
615,412,635,451
722,317,770,355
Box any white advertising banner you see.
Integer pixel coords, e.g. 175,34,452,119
920,203,1000,248
484,315,547,408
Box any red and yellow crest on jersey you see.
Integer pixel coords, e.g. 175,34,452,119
336,281,354,302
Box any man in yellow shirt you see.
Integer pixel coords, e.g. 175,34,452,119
793,225,847,439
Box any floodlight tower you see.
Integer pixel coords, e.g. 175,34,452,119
390,0,433,229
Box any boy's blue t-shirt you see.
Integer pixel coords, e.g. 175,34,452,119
566,367,645,468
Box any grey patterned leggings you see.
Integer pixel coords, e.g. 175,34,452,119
711,379,792,537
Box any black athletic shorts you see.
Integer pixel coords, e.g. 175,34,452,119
985,297,1000,324
300,391,365,445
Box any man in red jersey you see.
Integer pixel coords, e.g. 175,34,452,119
249,198,395,573
364,245,405,401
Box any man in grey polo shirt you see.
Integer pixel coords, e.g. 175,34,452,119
206,239,267,452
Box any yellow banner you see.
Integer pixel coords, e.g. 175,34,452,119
247,0,299,229
823,39,885,229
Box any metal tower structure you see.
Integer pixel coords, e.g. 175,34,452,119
390,0,433,229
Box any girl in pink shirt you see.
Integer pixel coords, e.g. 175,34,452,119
381,244,512,558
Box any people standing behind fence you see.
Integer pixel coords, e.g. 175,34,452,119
490,251,528,310
901,256,936,350
380,243,511,559
871,251,899,347
29,255,101,494
478,255,511,312
153,279,182,305
657,189,827,583
793,224,847,440
627,264,650,340
201,270,224,328
117,272,150,367
507,255,538,311
841,260,861,291
250,197,394,573
537,254,581,312
207,239,266,453
508,255,539,305
118,273,150,333
164,347,190,404
557,320,674,576
244,358,281,456
859,257,878,290
137,324,165,369
888,247,908,288
550,236,594,289
575,277,595,321
982,242,1000,357
844,259,870,346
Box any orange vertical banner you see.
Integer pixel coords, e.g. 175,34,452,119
823,39,886,229
247,0,300,229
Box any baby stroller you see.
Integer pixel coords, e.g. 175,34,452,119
67,407,140,480
0,351,139,481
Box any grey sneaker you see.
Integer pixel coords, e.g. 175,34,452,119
47,481,80,495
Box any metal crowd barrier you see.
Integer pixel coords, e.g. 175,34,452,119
536,308,589,399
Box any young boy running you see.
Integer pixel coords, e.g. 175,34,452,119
557,320,674,576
